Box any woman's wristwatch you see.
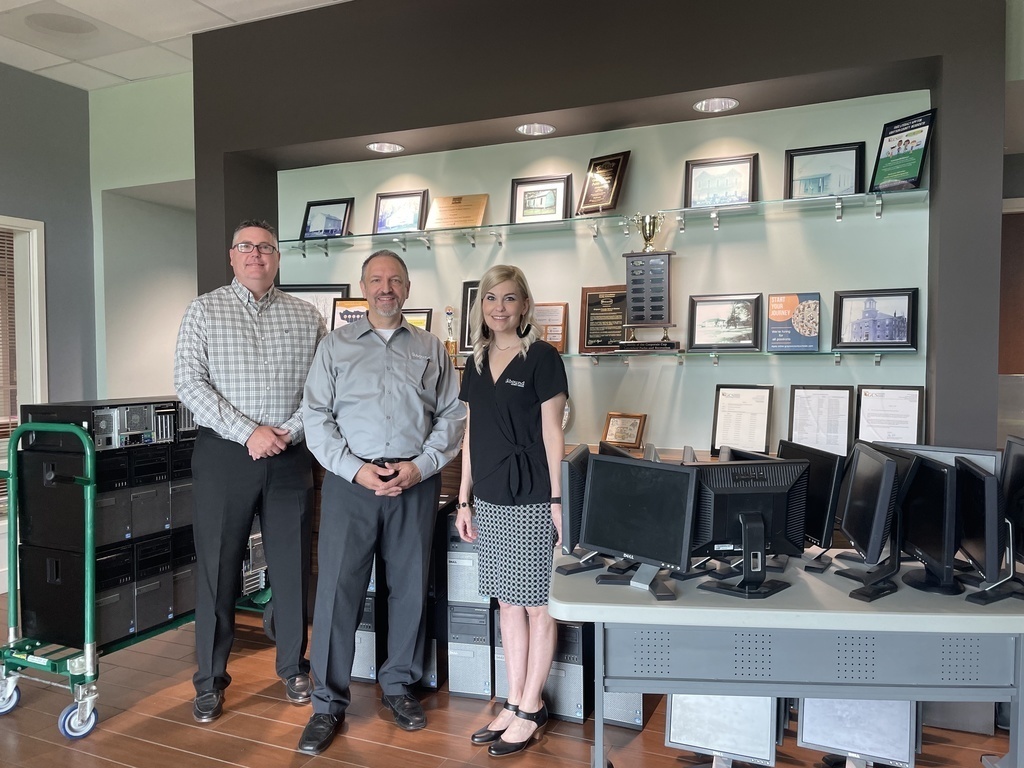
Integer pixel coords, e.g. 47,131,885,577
457,500,472,509
550,496,562,505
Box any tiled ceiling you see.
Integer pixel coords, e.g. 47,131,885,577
0,0,351,90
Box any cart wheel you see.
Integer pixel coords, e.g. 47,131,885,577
58,702,97,739
0,685,20,715
262,599,276,642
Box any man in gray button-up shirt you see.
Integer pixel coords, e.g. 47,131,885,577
297,249,465,755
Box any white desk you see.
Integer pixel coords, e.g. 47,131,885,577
548,556,1024,768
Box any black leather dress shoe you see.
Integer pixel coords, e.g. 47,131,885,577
297,713,341,755
381,693,426,731
284,673,312,704
192,690,224,723
470,701,518,744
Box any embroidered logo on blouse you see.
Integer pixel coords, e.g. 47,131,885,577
412,353,430,360
504,378,526,388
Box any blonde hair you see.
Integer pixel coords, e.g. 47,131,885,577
470,264,540,373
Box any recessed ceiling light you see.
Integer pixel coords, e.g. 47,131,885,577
515,123,556,136
366,142,405,154
693,97,740,114
25,12,98,36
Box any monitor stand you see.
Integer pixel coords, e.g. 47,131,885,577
901,568,965,596
803,546,834,573
835,512,902,602
697,513,790,600
555,547,606,576
821,755,868,768
693,757,745,768
595,562,676,601
962,520,1024,604
606,558,639,575
669,556,719,582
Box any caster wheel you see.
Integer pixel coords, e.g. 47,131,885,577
0,685,20,715
262,599,276,642
58,702,97,739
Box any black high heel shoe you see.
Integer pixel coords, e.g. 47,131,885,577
470,702,518,745
487,703,548,757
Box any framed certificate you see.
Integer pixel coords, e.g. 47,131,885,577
533,302,568,353
710,384,773,457
579,285,626,354
788,385,855,456
856,385,925,444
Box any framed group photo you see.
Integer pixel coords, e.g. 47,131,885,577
684,153,758,208
784,142,865,199
832,288,918,351
300,198,354,239
373,189,428,234
687,293,762,352
510,174,572,224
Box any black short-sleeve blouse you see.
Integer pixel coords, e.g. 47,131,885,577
459,340,568,506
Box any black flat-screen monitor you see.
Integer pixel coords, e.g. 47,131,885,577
1001,435,1024,563
559,443,591,557
837,443,899,567
690,459,809,599
957,456,1007,595
578,454,698,600
874,441,1002,477
718,445,775,462
899,454,962,595
777,440,845,551
599,440,634,459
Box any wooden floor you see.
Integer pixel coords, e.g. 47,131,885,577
0,593,1009,768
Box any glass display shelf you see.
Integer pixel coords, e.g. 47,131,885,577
658,188,928,230
561,349,917,366
280,212,629,255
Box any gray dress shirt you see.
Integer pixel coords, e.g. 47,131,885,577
302,315,466,482
174,278,327,445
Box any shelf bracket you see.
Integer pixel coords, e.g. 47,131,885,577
489,230,503,248
391,237,407,253
676,213,685,233
874,353,882,366
834,353,842,366
710,353,719,366
874,193,884,219
415,236,431,251
622,221,630,238
590,356,600,366
710,209,720,231
834,197,843,222
589,221,600,239
463,233,475,248
677,354,685,366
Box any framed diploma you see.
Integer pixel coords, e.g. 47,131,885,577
425,193,489,229
602,411,647,450
710,384,773,457
576,150,630,215
855,385,925,444
579,284,627,354
533,302,568,353
787,385,855,456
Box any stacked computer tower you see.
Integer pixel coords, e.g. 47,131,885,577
445,511,493,699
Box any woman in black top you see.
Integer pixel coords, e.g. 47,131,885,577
456,264,568,757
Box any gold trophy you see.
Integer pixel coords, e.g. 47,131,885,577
444,305,458,365
630,212,665,253
620,213,678,350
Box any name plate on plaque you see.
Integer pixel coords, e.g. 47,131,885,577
425,193,489,229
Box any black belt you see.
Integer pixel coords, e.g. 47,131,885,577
357,456,416,466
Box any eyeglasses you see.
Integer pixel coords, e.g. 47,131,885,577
233,242,278,255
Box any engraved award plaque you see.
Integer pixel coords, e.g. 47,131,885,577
619,213,678,350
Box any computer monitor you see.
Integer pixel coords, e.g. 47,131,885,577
598,440,633,459
798,698,916,768
554,444,605,576
666,694,780,766
874,441,1002,477
1000,435,1024,563
956,456,1013,604
777,440,845,564
578,454,698,601
642,442,661,462
719,445,776,462
898,454,962,595
689,459,809,599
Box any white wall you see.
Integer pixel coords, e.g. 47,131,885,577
278,91,930,451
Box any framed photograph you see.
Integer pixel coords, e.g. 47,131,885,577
687,293,762,352
710,384,773,457
300,198,354,239
579,284,627,354
533,302,569,353
373,189,428,234
331,298,369,330
602,411,647,450
766,292,820,352
576,151,630,215
684,153,758,208
459,280,480,353
784,142,865,199
788,385,855,456
832,288,918,351
856,385,926,444
401,307,433,331
509,174,572,224
278,283,350,326
869,108,936,192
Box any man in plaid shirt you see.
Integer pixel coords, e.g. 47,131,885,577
174,219,327,724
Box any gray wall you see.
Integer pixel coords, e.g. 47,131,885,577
0,62,94,401
1004,154,1024,198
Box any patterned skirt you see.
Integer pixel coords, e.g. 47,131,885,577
474,497,556,607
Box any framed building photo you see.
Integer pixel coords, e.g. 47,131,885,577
856,385,925,444
788,385,855,456
401,308,433,331
869,108,936,192
710,384,773,456
278,283,350,326
684,153,758,208
576,151,630,215
300,198,354,239
373,189,428,234
784,142,865,199
832,288,918,350
602,411,647,450
687,293,762,352
509,174,572,224
331,298,369,330
459,280,480,353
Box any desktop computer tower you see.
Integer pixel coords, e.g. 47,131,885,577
420,499,451,690
447,603,493,699
20,398,178,453
133,534,174,634
446,512,488,606
351,593,382,683
170,525,197,617
603,691,662,730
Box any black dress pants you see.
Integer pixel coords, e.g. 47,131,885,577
191,428,313,692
